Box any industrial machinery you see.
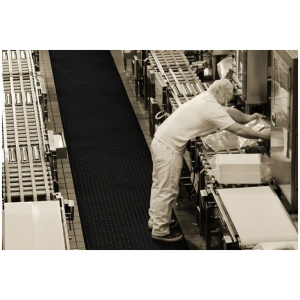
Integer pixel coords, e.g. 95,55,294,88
195,136,298,250
270,50,298,211
230,50,268,108
143,50,209,137
2,50,73,250
129,49,298,250
231,50,298,210
194,50,298,250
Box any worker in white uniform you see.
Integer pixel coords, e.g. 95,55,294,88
148,79,271,242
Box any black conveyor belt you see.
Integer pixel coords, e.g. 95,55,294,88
50,50,188,250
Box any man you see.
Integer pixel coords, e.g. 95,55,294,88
148,79,271,242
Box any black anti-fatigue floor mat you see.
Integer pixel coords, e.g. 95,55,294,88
49,50,188,250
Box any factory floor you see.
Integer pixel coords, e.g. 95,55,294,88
40,50,205,250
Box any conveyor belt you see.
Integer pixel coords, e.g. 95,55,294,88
149,50,189,71
49,50,188,250
149,50,206,107
2,50,53,202
217,186,298,248
2,50,71,250
2,50,35,77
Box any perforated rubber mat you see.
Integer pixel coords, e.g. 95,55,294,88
49,50,188,250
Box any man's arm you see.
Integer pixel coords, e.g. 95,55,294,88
226,122,271,139
225,107,264,124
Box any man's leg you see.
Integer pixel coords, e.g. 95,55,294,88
149,141,183,237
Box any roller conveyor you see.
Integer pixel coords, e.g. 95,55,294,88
148,51,207,109
4,106,43,146
194,136,298,249
2,50,72,250
4,152,53,201
2,50,52,202
215,186,298,249
2,50,35,77
148,50,189,71
146,50,211,138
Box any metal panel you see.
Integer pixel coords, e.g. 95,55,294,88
154,72,167,108
246,50,268,104
271,50,298,210
217,186,297,248
3,201,66,250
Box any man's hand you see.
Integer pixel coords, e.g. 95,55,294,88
250,113,265,121
226,123,271,140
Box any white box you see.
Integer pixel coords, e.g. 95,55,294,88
211,154,271,184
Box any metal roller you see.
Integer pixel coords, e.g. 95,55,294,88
33,173,46,177
29,136,39,140
32,146,40,161
171,84,180,96
193,83,201,94
26,92,33,105
20,147,29,162
15,93,23,106
181,84,190,96
36,190,48,194
6,128,16,132
15,114,25,118
8,148,17,163
20,173,33,178
22,184,33,188
24,166,43,171
195,83,204,93
5,94,12,106
10,188,22,192
10,192,36,197
184,76,194,81
9,183,22,188
11,51,17,60
34,180,46,185
20,51,26,59
10,187,33,192
36,187,48,191
30,140,39,144
36,191,48,196
203,83,209,90
9,169,21,175
8,179,20,184
186,84,193,96
175,84,183,96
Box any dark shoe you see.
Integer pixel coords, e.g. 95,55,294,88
151,231,183,242
148,219,178,230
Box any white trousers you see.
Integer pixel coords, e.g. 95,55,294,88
148,137,183,236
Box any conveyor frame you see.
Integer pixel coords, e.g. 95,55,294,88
2,50,71,250
195,139,297,250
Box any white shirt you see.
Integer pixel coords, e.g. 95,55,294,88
154,91,235,154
